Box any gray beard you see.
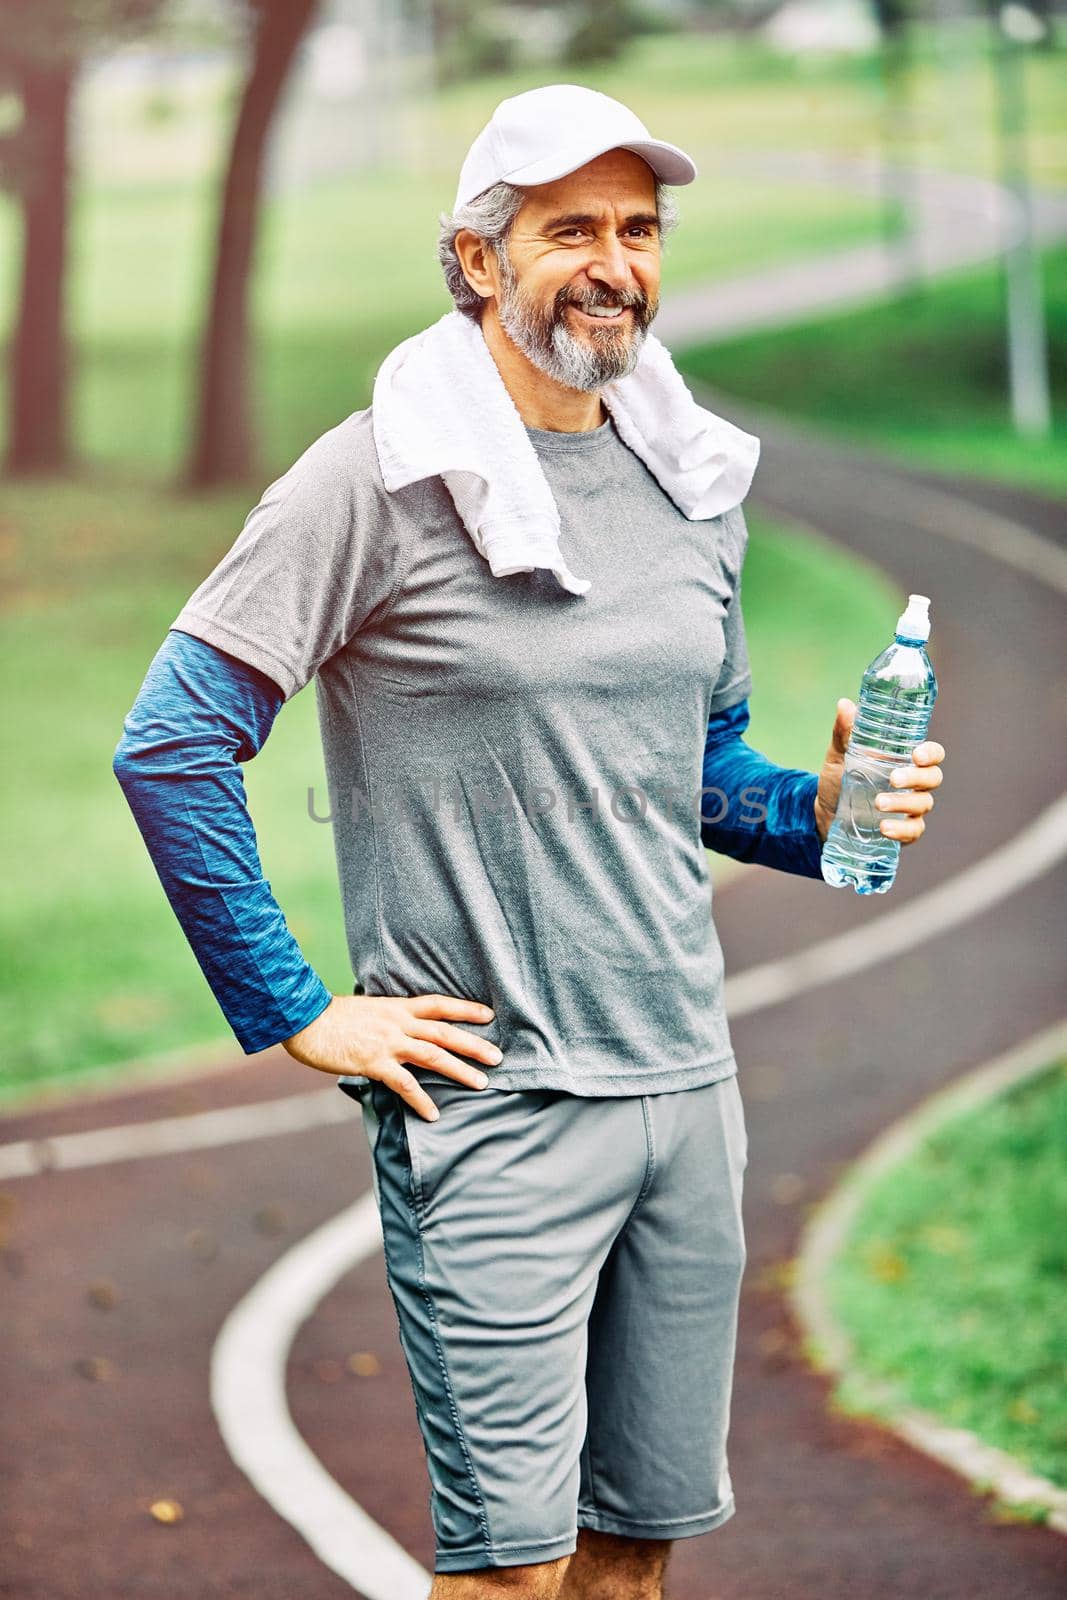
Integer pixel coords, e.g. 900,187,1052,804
493,248,656,395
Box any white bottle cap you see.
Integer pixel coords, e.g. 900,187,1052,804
896,592,931,642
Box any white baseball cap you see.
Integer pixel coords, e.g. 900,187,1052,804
453,83,698,213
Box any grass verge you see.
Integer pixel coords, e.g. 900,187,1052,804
827,1054,1067,1495
677,245,1067,498
0,483,896,1103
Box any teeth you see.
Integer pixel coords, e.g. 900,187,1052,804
581,305,625,319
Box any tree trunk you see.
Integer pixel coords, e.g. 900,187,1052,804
6,57,75,476
185,0,318,489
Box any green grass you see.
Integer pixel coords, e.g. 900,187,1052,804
677,244,1067,497
3,25,1062,1096
0,26,926,480
433,30,1067,188
828,1057,1067,1493
3,27,1064,483
0,481,897,1103
0,163,899,485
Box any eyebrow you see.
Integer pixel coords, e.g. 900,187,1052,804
537,211,660,233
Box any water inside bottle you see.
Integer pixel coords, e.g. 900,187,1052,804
820,627,937,895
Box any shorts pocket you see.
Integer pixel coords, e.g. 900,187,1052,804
397,1075,474,1220
398,1096,428,1215
726,1073,749,1172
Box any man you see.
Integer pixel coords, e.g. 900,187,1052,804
114,85,945,1599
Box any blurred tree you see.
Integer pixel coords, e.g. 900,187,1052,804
425,0,677,84
0,0,167,476
562,0,663,65
870,0,912,36
426,1,517,86
186,0,319,487
687,0,796,30
1022,0,1056,52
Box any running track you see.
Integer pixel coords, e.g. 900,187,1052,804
2,172,1066,1599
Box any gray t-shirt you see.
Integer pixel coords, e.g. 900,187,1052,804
170,405,753,1095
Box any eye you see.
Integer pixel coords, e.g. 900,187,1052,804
554,225,656,242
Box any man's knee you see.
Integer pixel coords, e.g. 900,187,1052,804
561,1528,672,1598
429,1550,573,1597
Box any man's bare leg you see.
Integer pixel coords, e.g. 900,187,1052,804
429,1552,573,1598
558,1528,673,1600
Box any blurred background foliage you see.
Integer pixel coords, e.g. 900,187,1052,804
2,0,1063,1513
0,0,1062,1090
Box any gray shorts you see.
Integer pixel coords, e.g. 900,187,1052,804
340,1069,749,1574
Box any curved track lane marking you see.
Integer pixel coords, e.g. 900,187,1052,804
210,1193,433,1598
2,163,1064,1595
5,781,1063,1180
0,1081,350,1181
727,793,1067,1016
3,412,1064,1176
198,474,1066,1591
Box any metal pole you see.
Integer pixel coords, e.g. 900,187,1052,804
875,3,925,293
989,4,1052,438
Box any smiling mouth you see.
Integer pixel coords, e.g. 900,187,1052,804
569,304,632,325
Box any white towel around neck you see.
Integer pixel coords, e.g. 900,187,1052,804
371,308,760,597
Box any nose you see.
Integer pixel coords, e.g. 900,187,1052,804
583,232,632,295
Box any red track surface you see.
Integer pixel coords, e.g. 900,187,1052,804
3,427,1065,1599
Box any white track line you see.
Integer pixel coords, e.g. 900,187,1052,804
0,1087,349,1181
727,793,1067,1017
5,782,1063,1176
0,476,1063,1152
711,413,1067,600
199,406,1065,1589
2,166,1062,1597
862,474,1067,597
211,1193,433,1598
791,1018,1067,1535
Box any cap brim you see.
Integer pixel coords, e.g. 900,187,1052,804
501,137,698,192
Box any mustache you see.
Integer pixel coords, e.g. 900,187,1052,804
552,286,657,330
559,288,646,314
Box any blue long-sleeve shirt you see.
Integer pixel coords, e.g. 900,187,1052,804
113,629,825,1056
701,697,824,878
112,630,334,1053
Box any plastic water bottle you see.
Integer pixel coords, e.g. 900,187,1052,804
820,594,938,895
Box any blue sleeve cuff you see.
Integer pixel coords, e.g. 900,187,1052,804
701,697,825,880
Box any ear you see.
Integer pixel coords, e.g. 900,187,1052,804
454,229,496,301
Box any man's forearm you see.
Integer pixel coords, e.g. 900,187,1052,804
112,630,333,1053
701,697,824,880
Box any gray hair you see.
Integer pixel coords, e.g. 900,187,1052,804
437,177,681,321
